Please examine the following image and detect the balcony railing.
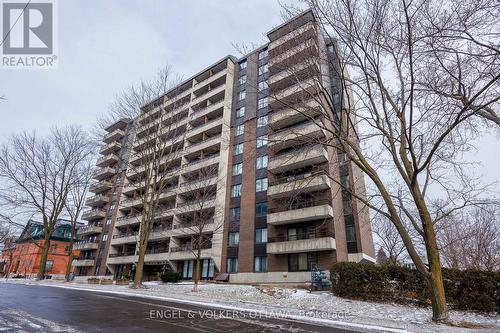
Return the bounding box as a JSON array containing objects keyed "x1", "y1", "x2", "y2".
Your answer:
[
  {"x1": 112, "y1": 231, "x2": 139, "y2": 239},
  {"x1": 268, "y1": 230, "x2": 335, "y2": 243},
  {"x1": 270, "y1": 171, "x2": 326, "y2": 186},
  {"x1": 170, "y1": 243, "x2": 211, "y2": 252},
  {"x1": 109, "y1": 251, "x2": 136, "y2": 258},
  {"x1": 269, "y1": 198, "x2": 331, "y2": 214},
  {"x1": 145, "y1": 246, "x2": 170, "y2": 254}
]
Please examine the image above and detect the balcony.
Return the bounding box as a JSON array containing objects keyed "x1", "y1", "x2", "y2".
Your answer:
[
  {"x1": 100, "y1": 141, "x2": 122, "y2": 155},
  {"x1": 190, "y1": 100, "x2": 225, "y2": 122},
  {"x1": 193, "y1": 69, "x2": 227, "y2": 90},
  {"x1": 269, "y1": 37, "x2": 318, "y2": 69},
  {"x1": 269, "y1": 78, "x2": 318, "y2": 111},
  {"x1": 268, "y1": 60, "x2": 319, "y2": 90},
  {"x1": 115, "y1": 214, "x2": 141, "y2": 227},
  {"x1": 85, "y1": 194, "x2": 109, "y2": 207},
  {"x1": 96, "y1": 154, "x2": 119, "y2": 167},
  {"x1": 267, "y1": 231, "x2": 336, "y2": 254},
  {"x1": 168, "y1": 244, "x2": 212, "y2": 261},
  {"x1": 81, "y1": 208, "x2": 106, "y2": 221},
  {"x1": 269, "y1": 21, "x2": 316, "y2": 51},
  {"x1": 181, "y1": 153, "x2": 220, "y2": 174},
  {"x1": 268, "y1": 200, "x2": 334, "y2": 226},
  {"x1": 187, "y1": 117, "x2": 223, "y2": 140},
  {"x1": 191, "y1": 84, "x2": 226, "y2": 106},
  {"x1": 89, "y1": 180, "x2": 112, "y2": 193},
  {"x1": 107, "y1": 251, "x2": 137, "y2": 265},
  {"x1": 72, "y1": 258, "x2": 95, "y2": 267},
  {"x1": 184, "y1": 134, "x2": 221, "y2": 155},
  {"x1": 176, "y1": 198, "x2": 216, "y2": 214},
  {"x1": 268, "y1": 172, "x2": 331, "y2": 199},
  {"x1": 76, "y1": 224, "x2": 103, "y2": 236},
  {"x1": 93, "y1": 167, "x2": 116, "y2": 181},
  {"x1": 74, "y1": 241, "x2": 99, "y2": 251},
  {"x1": 171, "y1": 220, "x2": 215, "y2": 236},
  {"x1": 177, "y1": 175, "x2": 218, "y2": 194},
  {"x1": 103, "y1": 129, "x2": 125, "y2": 144},
  {"x1": 268, "y1": 144, "x2": 328, "y2": 173},
  {"x1": 269, "y1": 99, "x2": 322, "y2": 130},
  {"x1": 111, "y1": 232, "x2": 139, "y2": 245},
  {"x1": 269, "y1": 120, "x2": 326, "y2": 152}
]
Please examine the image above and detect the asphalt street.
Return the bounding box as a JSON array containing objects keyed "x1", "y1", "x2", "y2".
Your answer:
[{"x1": 0, "y1": 283, "x2": 362, "y2": 333}]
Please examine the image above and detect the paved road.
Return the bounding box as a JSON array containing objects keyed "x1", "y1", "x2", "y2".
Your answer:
[{"x1": 0, "y1": 283, "x2": 360, "y2": 333}]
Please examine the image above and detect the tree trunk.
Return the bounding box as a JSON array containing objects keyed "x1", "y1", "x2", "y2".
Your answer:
[
  {"x1": 37, "y1": 238, "x2": 51, "y2": 280},
  {"x1": 65, "y1": 252, "x2": 73, "y2": 282},
  {"x1": 192, "y1": 255, "x2": 201, "y2": 292}
]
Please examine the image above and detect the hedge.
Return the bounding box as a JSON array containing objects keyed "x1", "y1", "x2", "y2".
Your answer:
[
  {"x1": 330, "y1": 262, "x2": 500, "y2": 313},
  {"x1": 160, "y1": 271, "x2": 182, "y2": 283}
]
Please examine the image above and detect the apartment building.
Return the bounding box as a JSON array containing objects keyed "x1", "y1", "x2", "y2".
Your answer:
[
  {"x1": 82, "y1": 9, "x2": 374, "y2": 283},
  {"x1": 73, "y1": 119, "x2": 132, "y2": 276}
]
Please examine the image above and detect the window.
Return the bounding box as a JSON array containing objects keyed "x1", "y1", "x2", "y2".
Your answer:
[
  {"x1": 257, "y1": 97, "x2": 268, "y2": 109},
  {"x1": 258, "y1": 63, "x2": 268, "y2": 75},
  {"x1": 256, "y1": 178, "x2": 268, "y2": 192},
  {"x1": 256, "y1": 135, "x2": 268, "y2": 148},
  {"x1": 232, "y1": 163, "x2": 243, "y2": 176},
  {"x1": 106, "y1": 218, "x2": 112, "y2": 225},
  {"x1": 45, "y1": 260, "x2": 54, "y2": 272},
  {"x1": 231, "y1": 184, "x2": 242, "y2": 198},
  {"x1": 233, "y1": 143, "x2": 243, "y2": 155},
  {"x1": 257, "y1": 116, "x2": 268, "y2": 128},
  {"x1": 228, "y1": 232, "x2": 240, "y2": 246},
  {"x1": 289, "y1": 253, "x2": 317, "y2": 271},
  {"x1": 238, "y1": 90, "x2": 246, "y2": 101},
  {"x1": 327, "y1": 44, "x2": 335, "y2": 53},
  {"x1": 227, "y1": 257, "x2": 238, "y2": 273},
  {"x1": 258, "y1": 49, "x2": 268, "y2": 59},
  {"x1": 102, "y1": 233, "x2": 108, "y2": 241},
  {"x1": 239, "y1": 61, "x2": 247, "y2": 70},
  {"x1": 258, "y1": 81, "x2": 268, "y2": 91},
  {"x1": 338, "y1": 152, "x2": 347, "y2": 166},
  {"x1": 346, "y1": 224, "x2": 356, "y2": 242},
  {"x1": 236, "y1": 107, "x2": 245, "y2": 118},
  {"x1": 343, "y1": 199, "x2": 353, "y2": 215},
  {"x1": 238, "y1": 75, "x2": 246, "y2": 85},
  {"x1": 341, "y1": 175, "x2": 350, "y2": 189},
  {"x1": 230, "y1": 207, "x2": 241, "y2": 220},
  {"x1": 254, "y1": 256, "x2": 268, "y2": 272},
  {"x1": 255, "y1": 228, "x2": 267, "y2": 244},
  {"x1": 235, "y1": 124, "x2": 245, "y2": 136},
  {"x1": 255, "y1": 202, "x2": 268, "y2": 217},
  {"x1": 256, "y1": 155, "x2": 268, "y2": 169}
]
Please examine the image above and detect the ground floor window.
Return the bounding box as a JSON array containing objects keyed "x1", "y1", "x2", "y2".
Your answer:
[
  {"x1": 182, "y1": 260, "x2": 194, "y2": 279},
  {"x1": 201, "y1": 259, "x2": 215, "y2": 279},
  {"x1": 227, "y1": 257, "x2": 238, "y2": 273},
  {"x1": 254, "y1": 256, "x2": 267, "y2": 272},
  {"x1": 288, "y1": 253, "x2": 317, "y2": 271}
]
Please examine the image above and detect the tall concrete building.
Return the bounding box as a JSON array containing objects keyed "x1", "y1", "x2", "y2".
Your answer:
[
  {"x1": 80, "y1": 9, "x2": 374, "y2": 283},
  {"x1": 73, "y1": 119, "x2": 132, "y2": 276}
]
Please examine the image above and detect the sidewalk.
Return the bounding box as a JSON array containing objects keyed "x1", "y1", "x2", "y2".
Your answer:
[{"x1": 2, "y1": 278, "x2": 499, "y2": 333}]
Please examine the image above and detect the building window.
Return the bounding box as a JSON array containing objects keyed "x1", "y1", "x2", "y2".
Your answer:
[
  {"x1": 289, "y1": 253, "x2": 318, "y2": 271},
  {"x1": 258, "y1": 81, "x2": 268, "y2": 91},
  {"x1": 102, "y1": 234, "x2": 108, "y2": 241},
  {"x1": 238, "y1": 90, "x2": 246, "y2": 101},
  {"x1": 45, "y1": 260, "x2": 54, "y2": 272},
  {"x1": 227, "y1": 257, "x2": 238, "y2": 273},
  {"x1": 346, "y1": 224, "x2": 356, "y2": 242},
  {"x1": 228, "y1": 232, "x2": 240, "y2": 246},
  {"x1": 255, "y1": 228, "x2": 267, "y2": 244},
  {"x1": 235, "y1": 124, "x2": 245, "y2": 136},
  {"x1": 338, "y1": 152, "x2": 347, "y2": 166},
  {"x1": 239, "y1": 61, "x2": 247, "y2": 70},
  {"x1": 257, "y1": 115, "x2": 268, "y2": 128},
  {"x1": 254, "y1": 256, "x2": 267, "y2": 272},
  {"x1": 232, "y1": 163, "x2": 243, "y2": 176},
  {"x1": 236, "y1": 107, "x2": 245, "y2": 118},
  {"x1": 231, "y1": 184, "x2": 242, "y2": 198},
  {"x1": 256, "y1": 135, "x2": 268, "y2": 148},
  {"x1": 106, "y1": 218, "x2": 112, "y2": 225},
  {"x1": 257, "y1": 97, "x2": 268, "y2": 109},
  {"x1": 233, "y1": 143, "x2": 243, "y2": 155},
  {"x1": 238, "y1": 75, "x2": 246, "y2": 85},
  {"x1": 230, "y1": 206, "x2": 241, "y2": 220},
  {"x1": 258, "y1": 49, "x2": 268, "y2": 59},
  {"x1": 258, "y1": 63, "x2": 268, "y2": 75},
  {"x1": 327, "y1": 44, "x2": 335, "y2": 53},
  {"x1": 256, "y1": 155, "x2": 268, "y2": 169},
  {"x1": 256, "y1": 178, "x2": 268, "y2": 192},
  {"x1": 255, "y1": 202, "x2": 268, "y2": 217}
]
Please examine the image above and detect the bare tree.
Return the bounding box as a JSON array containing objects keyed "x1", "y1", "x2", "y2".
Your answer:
[
  {"x1": 0, "y1": 126, "x2": 93, "y2": 280},
  {"x1": 271, "y1": 0, "x2": 499, "y2": 322},
  {"x1": 109, "y1": 66, "x2": 189, "y2": 288},
  {"x1": 174, "y1": 164, "x2": 224, "y2": 292},
  {"x1": 372, "y1": 215, "x2": 408, "y2": 265},
  {"x1": 64, "y1": 158, "x2": 94, "y2": 281},
  {"x1": 437, "y1": 205, "x2": 499, "y2": 271}
]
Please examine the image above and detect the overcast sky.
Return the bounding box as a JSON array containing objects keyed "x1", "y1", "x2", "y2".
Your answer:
[{"x1": 1, "y1": 0, "x2": 498, "y2": 186}]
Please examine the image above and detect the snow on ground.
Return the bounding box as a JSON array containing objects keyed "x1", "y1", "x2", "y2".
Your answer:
[
  {"x1": 0, "y1": 306, "x2": 81, "y2": 332},
  {"x1": 2, "y1": 278, "x2": 499, "y2": 333}
]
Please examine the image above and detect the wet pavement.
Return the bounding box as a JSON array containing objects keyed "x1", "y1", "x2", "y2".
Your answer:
[{"x1": 0, "y1": 283, "x2": 361, "y2": 333}]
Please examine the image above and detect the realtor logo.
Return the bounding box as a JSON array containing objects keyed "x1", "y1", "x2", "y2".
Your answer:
[{"x1": 1, "y1": 0, "x2": 57, "y2": 68}]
